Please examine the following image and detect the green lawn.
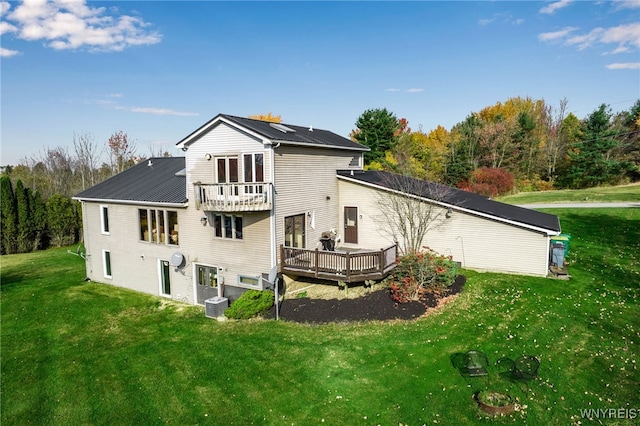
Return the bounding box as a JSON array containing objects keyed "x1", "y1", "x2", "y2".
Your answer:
[
  {"x1": 498, "y1": 183, "x2": 640, "y2": 204},
  {"x1": 2, "y1": 209, "x2": 639, "y2": 425}
]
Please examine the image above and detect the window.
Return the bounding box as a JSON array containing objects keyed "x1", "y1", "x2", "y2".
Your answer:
[
  {"x1": 243, "y1": 153, "x2": 264, "y2": 183},
  {"x1": 100, "y1": 205, "x2": 109, "y2": 234},
  {"x1": 197, "y1": 265, "x2": 218, "y2": 288},
  {"x1": 349, "y1": 155, "x2": 362, "y2": 168},
  {"x1": 238, "y1": 274, "x2": 261, "y2": 289},
  {"x1": 139, "y1": 209, "x2": 148, "y2": 240},
  {"x1": 216, "y1": 157, "x2": 239, "y2": 183},
  {"x1": 213, "y1": 214, "x2": 243, "y2": 240},
  {"x1": 284, "y1": 214, "x2": 306, "y2": 248},
  {"x1": 103, "y1": 250, "x2": 112, "y2": 278},
  {"x1": 160, "y1": 260, "x2": 171, "y2": 296},
  {"x1": 168, "y1": 211, "x2": 179, "y2": 245},
  {"x1": 139, "y1": 209, "x2": 179, "y2": 245}
]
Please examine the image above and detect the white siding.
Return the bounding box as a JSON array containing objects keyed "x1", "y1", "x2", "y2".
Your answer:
[
  {"x1": 185, "y1": 122, "x2": 272, "y2": 203},
  {"x1": 81, "y1": 202, "x2": 194, "y2": 302},
  {"x1": 274, "y1": 146, "x2": 360, "y2": 252},
  {"x1": 82, "y1": 200, "x2": 273, "y2": 303},
  {"x1": 338, "y1": 180, "x2": 551, "y2": 277}
]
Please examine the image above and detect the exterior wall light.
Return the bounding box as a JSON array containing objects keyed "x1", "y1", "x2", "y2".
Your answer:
[
  {"x1": 446, "y1": 208, "x2": 453, "y2": 219},
  {"x1": 200, "y1": 216, "x2": 208, "y2": 226}
]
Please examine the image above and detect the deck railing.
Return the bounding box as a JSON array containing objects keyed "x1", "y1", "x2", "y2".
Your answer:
[
  {"x1": 280, "y1": 244, "x2": 398, "y2": 282},
  {"x1": 194, "y1": 182, "x2": 273, "y2": 212}
]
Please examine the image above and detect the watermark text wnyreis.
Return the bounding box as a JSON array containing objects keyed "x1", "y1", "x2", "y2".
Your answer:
[{"x1": 579, "y1": 408, "x2": 638, "y2": 420}]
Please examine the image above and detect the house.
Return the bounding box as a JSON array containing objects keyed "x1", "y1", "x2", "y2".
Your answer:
[{"x1": 74, "y1": 114, "x2": 562, "y2": 305}]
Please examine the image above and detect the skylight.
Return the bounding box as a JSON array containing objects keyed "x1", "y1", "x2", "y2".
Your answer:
[{"x1": 269, "y1": 122, "x2": 296, "y2": 133}]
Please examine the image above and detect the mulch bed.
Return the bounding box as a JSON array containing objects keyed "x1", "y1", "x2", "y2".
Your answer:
[{"x1": 268, "y1": 275, "x2": 466, "y2": 324}]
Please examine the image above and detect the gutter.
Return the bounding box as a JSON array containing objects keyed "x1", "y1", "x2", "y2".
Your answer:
[{"x1": 72, "y1": 197, "x2": 188, "y2": 208}]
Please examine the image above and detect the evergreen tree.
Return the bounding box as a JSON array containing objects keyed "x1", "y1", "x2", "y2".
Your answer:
[
  {"x1": 31, "y1": 190, "x2": 48, "y2": 251},
  {"x1": 352, "y1": 108, "x2": 399, "y2": 165},
  {"x1": 565, "y1": 104, "x2": 630, "y2": 188},
  {"x1": 0, "y1": 176, "x2": 18, "y2": 254},
  {"x1": 15, "y1": 180, "x2": 34, "y2": 253}
]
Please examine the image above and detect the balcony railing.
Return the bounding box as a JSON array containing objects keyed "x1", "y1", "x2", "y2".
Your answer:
[
  {"x1": 195, "y1": 182, "x2": 273, "y2": 212},
  {"x1": 280, "y1": 244, "x2": 398, "y2": 283}
]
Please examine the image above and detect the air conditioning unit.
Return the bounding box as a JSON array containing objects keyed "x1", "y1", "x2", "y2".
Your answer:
[{"x1": 205, "y1": 296, "x2": 228, "y2": 318}]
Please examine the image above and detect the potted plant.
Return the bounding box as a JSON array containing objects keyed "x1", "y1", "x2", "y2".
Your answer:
[{"x1": 474, "y1": 390, "x2": 515, "y2": 415}]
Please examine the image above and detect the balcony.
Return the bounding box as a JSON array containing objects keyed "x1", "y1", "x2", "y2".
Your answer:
[
  {"x1": 280, "y1": 244, "x2": 398, "y2": 283},
  {"x1": 195, "y1": 182, "x2": 273, "y2": 212}
]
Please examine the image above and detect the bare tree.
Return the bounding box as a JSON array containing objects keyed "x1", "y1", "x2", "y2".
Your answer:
[
  {"x1": 39, "y1": 146, "x2": 74, "y2": 196},
  {"x1": 374, "y1": 173, "x2": 455, "y2": 254},
  {"x1": 73, "y1": 131, "x2": 101, "y2": 190},
  {"x1": 543, "y1": 98, "x2": 568, "y2": 181},
  {"x1": 107, "y1": 131, "x2": 137, "y2": 175}
]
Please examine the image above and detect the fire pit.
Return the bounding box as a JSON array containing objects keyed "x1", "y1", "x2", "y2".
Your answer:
[{"x1": 474, "y1": 391, "x2": 515, "y2": 415}]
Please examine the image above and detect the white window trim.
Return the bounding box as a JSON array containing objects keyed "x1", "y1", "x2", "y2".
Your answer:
[
  {"x1": 213, "y1": 214, "x2": 243, "y2": 240},
  {"x1": 100, "y1": 205, "x2": 110, "y2": 235},
  {"x1": 158, "y1": 259, "x2": 172, "y2": 298},
  {"x1": 102, "y1": 249, "x2": 112, "y2": 279},
  {"x1": 243, "y1": 152, "x2": 266, "y2": 183},
  {"x1": 236, "y1": 274, "x2": 262, "y2": 290}
]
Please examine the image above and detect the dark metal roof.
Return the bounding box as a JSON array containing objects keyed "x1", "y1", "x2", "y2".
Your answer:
[
  {"x1": 178, "y1": 114, "x2": 369, "y2": 152},
  {"x1": 74, "y1": 157, "x2": 187, "y2": 205},
  {"x1": 337, "y1": 170, "x2": 561, "y2": 233}
]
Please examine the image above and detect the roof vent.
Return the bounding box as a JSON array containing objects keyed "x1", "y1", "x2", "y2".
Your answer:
[
  {"x1": 309, "y1": 125, "x2": 313, "y2": 132},
  {"x1": 269, "y1": 122, "x2": 296, "y2": 133},
  {"x1": 147, "y1": 160, "x2": 153, "y2": 167}
]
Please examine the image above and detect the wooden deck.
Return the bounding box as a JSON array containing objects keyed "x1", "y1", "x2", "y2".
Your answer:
[{"x1": 280, "y1": 244, "x2": 398, "y2": 283}]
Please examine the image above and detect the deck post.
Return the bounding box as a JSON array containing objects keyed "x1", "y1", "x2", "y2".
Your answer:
[
  {"x1": 314, "y1": 248, "x2": 319, "y2": 278},
  {"x1": 379, "y1": 248, "x2": 385, "y2": 274},
  {"x1": 345, "y1": 251, "x2": 351, "y2": 281},
  {"x1": 279, "y1": 245, "x2": 284, "y2": 273}
]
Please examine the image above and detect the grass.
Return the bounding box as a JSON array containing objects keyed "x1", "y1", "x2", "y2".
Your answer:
[
  {"x1": 2, "y1": 208, "x2": 639, "y2": 425},
  {"x1": 498, "y1": 183, "x2": 640, "y2": 204}
]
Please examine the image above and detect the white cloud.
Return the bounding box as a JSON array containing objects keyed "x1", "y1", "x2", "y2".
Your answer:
[
  {"x1": 479, "y1": 13, "x2": 524, "y2": 27},
  {"x1": 538, "y1": 26, "x2": 578, "y2": 42},
  {"x1": 615, "y1": 0, "x2": 640, "y2": 10},
  {"x1": 540, "y1": 0, "x2": 573, "y2": 15},
  {"x1": 3, "y1": 0, "x2": 161, "y2": 54},
  {"x1": 539, "y1": 23, "x2": 640, "y2": 54},
  {"x1": 0, "y1": 20, "x2": 17, "y2": 35},
  {"x1": 606, "y1": 62, "x2": 640, "y2": 69},
  {"x1": 0, "y1": 1, "x2": 12, "y2": 16},
  {"x1": 386, "y1": 88, "x2": 424, "y2": 93},
  {"x1": 117, "y1": 106, "x2": 199, "y2": 117},
  {"x1": 1, "y1": 47, "x2": 21, "y2": 57}
]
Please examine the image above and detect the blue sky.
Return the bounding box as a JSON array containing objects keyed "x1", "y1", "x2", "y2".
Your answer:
[{"x1": 1, "y1": 0, "x2": 639, "y2": 166}]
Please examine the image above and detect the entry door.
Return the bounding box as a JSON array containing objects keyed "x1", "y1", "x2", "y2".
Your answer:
[
  {"x1": 196, "y1": 265, "x2": 218, "y2": 304},
  {"x1": 344, "y1": 207, "x2": 358, "y2": 244},
  {"x1": 160, "y1": 260, "x2": 171, "y2": 296}
]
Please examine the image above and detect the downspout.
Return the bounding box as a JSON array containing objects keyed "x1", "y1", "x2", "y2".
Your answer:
[{"x1": 270, "y1": 143, "x2": 279, "y2": 272}]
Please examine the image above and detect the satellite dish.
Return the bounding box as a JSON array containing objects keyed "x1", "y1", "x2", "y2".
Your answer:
[{"x1": 170, "y1": 252, "x2": 185, "y2": 268}]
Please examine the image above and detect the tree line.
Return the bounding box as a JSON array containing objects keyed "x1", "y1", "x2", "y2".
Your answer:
[
  {"x1": 0, "y1": 131, "x2": 170, "y2": 255},
  {"x1": 352, "y1": 98, "x2": 640, "y2": 196}
]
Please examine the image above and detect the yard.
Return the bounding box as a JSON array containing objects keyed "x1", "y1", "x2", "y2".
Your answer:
[{"x1": 1, "y1": 208, "x2": 638, "y2": 425}]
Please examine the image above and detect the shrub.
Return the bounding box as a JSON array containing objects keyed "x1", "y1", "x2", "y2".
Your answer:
[
  {"x1": 458, "y1": 167, "x2": 515, "y2": 197},
  {"x1": 385, "y1": 247, "x2": 459, "y2": 303},
  {"x1": 224, "y1": 290, "x2": 274, "y2": 319}
]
